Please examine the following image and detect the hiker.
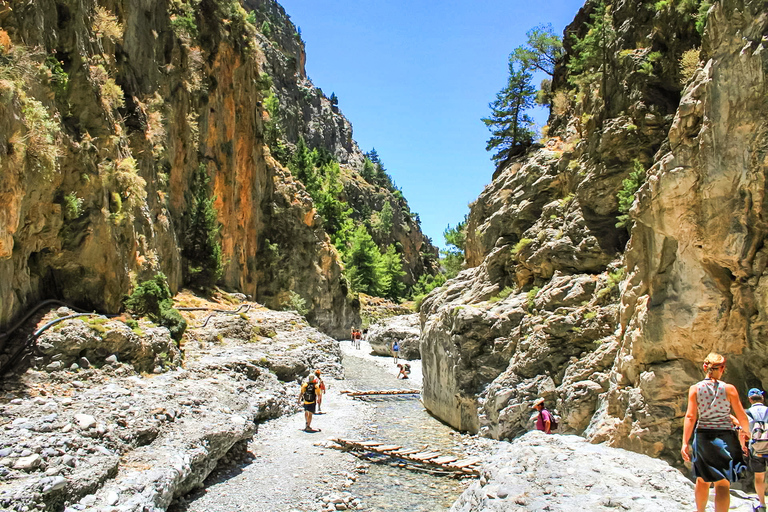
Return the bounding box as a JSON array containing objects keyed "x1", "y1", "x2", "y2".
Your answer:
[
  {"x1": 532, "y1": 398, "x2": 553, "y2": 434},
  {"x1": 747, "y1": 388, "x2": 768, "y2": 512},
  {"x1": 314, "y1": 369, "x2": 327, "y2": 414},
  {"x1": 397, "y1": 363, "x2": 410, "y2": 379},
  {"x1": 681, "y1": 353, "x2": 750, "y2": 512},
  {"x1": 392, "y1": 340, "x2": 400, "y2": 364},
  {"x1": 298, "y1": 374, "x2": 321, "y2": 432},
  {"x1": 354, "y1": 329, "x2": 361, "y2": 350}
]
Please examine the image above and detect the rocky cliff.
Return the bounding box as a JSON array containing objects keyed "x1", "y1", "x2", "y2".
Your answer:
[
  {"x1": 421, "y1": 0, "x2": 767, "y2": 464},
  {"x1": 0, "y1": 0, "x2": 435, "y2": 341}
]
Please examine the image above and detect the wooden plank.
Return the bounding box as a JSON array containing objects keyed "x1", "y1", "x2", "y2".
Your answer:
[
  {"x1": 431, "y1": 455, "x2": 458, "y2": 465},
  {"x1": 451, "y1": 457, "x2": 482, "y2": 468},
  {"x1": 358, "y1": 441, "x2": 382, "y2": 447},
  {"x1": 389, "y1": 449, "x2": 420, "y2": 456},
  {"x1": 375, "y1": 445, "x2": 402, "y2": 452},
  {"x1": 410, "y1": 451, "x2": 441, "y2": 461},
  {"x1": 334, "y1": 438, "x2": 362, "y2": 445},
  {"x1": 348, "y1": 389, "x2": 420, "y2": 396}
]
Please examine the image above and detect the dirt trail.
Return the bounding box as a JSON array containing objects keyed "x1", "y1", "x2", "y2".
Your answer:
[{"x1": 171, "y1": 341, "x2": 415, "y2": 512}]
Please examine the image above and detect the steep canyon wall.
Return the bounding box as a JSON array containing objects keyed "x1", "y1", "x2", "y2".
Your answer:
[
  {"x1": 0, "y1": 0, "x2": 435, "y2": 341},
  {"x1": 421, "y1": 0, "x2": 768, "y2": 464}
]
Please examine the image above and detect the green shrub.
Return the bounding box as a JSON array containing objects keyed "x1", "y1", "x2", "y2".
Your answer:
[
  {"x1": 63, "y1": 193, "x2": 83, "y2": 220},
  {"x1": 170, "y1": 4, "x2": 198, "y2": 40},
  {"x1": 124, "y1": 273, "x2": 187, "y2": 341},
  {"x1": 21, "y1": 96, "x2": 60, "y2": 177},
  {"x1": 596, "y1": 267, "x2": 625, "y2": 301},
  {"x1": 616, "y1": 160, "x2": 646, "y2": 228},
  {"x1": 583, "y1": 311, "x2": 597, "y2": 320},
  {"x1": 526, "y1": 286, "x2": 540, "y2": 312},
  {"x1": 679, "y1": 47, "x2": 700, "y2": 85},
  {"x1": 512, "y1": 238, "x2": 533, "y2": 257},
  {"x1": 101, "y1": 78, "x2": 124, "y2": 110},
  {"x1": 44, "y1": 55, "x2": 68, "y2": 97},
  {"x1": 490, "y1": 286, "x2": 514, "y2": 303},
  {"x1": 282, "y1": 291, "x2": 309, "y2": 316},
  {"x1": 93, "y1": 6, "x2": 123, "y2": 42}
]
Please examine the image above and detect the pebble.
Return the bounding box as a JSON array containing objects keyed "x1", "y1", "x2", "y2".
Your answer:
[
  {"x1": 74, "y1": 414, "x2": 96, "y2": 429},
  {"x1": 106, "y1": 491, "x2": 119, "y2": 506},
  {"x1": 13, "y1": 454, "x2": 41, "y2": 471}
]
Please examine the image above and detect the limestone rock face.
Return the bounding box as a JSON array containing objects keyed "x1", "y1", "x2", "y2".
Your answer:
[
  {"x1": 422, "y1": 0, "x2": 768, "y2": 468},
  {"x1": 419, "y1": 0, "x2": 713, "y2": 450},
  {"x1": 450, "y1": 432, "x2": 754, "y2": 511},
  {"x1": 420, "y1": 149, "x2": 621, "y2": 436},
  {"x1": 367, "y1": 313, "x2": 420, "y2": 360},
  {"x1": 251, "y1": 1, "x2": 439, "y2": 286},
  {"x1": 591, "y1": 0, "x2": 768, "y2": 460},
  {"x1": 0, "y1": 0, "x2": 383, "y2": 340}
]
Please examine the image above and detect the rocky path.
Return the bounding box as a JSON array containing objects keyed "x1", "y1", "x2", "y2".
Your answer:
[
  {"x1": 170, "y1": 341, "x2": 444, "y2": 512},
  {"x1": 170, "y1": 372, "x2": 372, "y2": 512}
]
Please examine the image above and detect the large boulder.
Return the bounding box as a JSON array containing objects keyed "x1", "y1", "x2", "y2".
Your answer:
[
  {"x1": 450, "y1": 432, "x2": 754, "y2": 512},
  {"x1": 367, "y1": 314, "x2": 421, "y2": 360}
]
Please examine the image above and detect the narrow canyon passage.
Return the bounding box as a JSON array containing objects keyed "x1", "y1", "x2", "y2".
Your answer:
[{"x1": 171, "y1": 341, "x2": 473, "y2": 512}]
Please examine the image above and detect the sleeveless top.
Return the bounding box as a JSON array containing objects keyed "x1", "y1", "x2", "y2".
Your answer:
[{"x1": 696, "y1": 378, "x2": 733, "y2": 430}]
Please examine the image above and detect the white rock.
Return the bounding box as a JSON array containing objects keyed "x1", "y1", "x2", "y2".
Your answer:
[
  {"x1": 13, "y1": 454, "x2": 41, "y2": 471},
  {"x1": 106, "y1": 490, "x2": 119, "y2": 506},
  {"x1": 74, "y1": 414, "x2": 96, "y2": 429}
]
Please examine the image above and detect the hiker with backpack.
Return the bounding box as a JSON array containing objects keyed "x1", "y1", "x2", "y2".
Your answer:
[
  {"x1": 314, "y1": 369, "x2": 327, "y2": 414},
  {"x1": 681, "y1": 353, "x2": 751, "y2": 512},
  {"x1": 397, "y1": 363, "x2": 410, "y2": 379},
  {"x1": 298, "y1": 374, "x2": 322, "y2": 432},
  {"x1": 747, "y1": 388, "x2": 768, "y2": 512},
  {"x1": 532, "y1": 398, "x2": 557, "y2": 434},
  {"x1": 392, "y1": 340, "x2": 400, "y2": 364}
]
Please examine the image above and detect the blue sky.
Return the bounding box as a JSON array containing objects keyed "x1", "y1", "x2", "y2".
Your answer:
[{"x1": 278, "y1": 0, "x2": 586, "y2": 250}]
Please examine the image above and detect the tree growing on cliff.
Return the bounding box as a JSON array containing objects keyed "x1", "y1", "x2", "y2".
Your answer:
[
  {"x1": 442, "y1": 215, "x2": 467, "y2": 279},
  {"x1": 615, "y1": 159, "x2": 646, "y2": 229},
  {"x1": 345, "y1": 224, "x2": 384, "y2": 296},
  {"x1": 566, "y1": 0, "x2": 617, "y2": 111},
  {"x1": 482, "y1": 59, "x2": 536, "y2": 164},
  {"x1": 512, "y1": 24, "x2": 564, "y2": 76},
  {"x1": 380, "y1": 244, "x2": 406, "y2": 300},
  {"x1": 183, "y1": 163, "x2": 223, "y2": 290}
]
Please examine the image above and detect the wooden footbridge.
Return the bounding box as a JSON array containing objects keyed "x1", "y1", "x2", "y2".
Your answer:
[
  {"x1": 340, "y1": 389, "x2": 421, "y2": 399},
  {"x1": 329, "y1": 438, "x2": 481, "y2": 477}
]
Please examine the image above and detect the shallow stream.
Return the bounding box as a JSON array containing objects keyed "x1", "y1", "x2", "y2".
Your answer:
[{"x1": 341, "y1": 350, "x2": 471, "y2": 511}]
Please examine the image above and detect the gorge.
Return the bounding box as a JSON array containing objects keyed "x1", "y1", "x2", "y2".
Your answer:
[{"x1": 1, "y1": 0, "x2": 767, "y2": 510}]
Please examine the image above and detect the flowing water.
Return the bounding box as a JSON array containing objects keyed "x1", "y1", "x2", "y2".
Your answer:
[{"x1": 341, "y1": 351, "x2": 472, "y2": 511}]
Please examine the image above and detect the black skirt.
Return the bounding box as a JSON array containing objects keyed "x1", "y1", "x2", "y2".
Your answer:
[{"x1": 692, "y1": 428, "x2": 747, "y2": 483}]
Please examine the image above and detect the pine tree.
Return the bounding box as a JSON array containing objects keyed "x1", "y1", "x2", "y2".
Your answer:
[
  {"x1": 289, "y1": 137, "x2": 321, "y2": 195},
  {"x1": 361, "y1": 157, "x2": 376, "y2": 183},
  {"x1": 512, "y1": 24, "x2": 564, "y2": 76},
  {"x1": 441, "y1": 215, "x2": 467, "y2": 279},
  {"x1": 380, "y1": 245, "x2": 406, "y2": 300},
  {"x1": 345, "y1": 224, "x2": 384, "y2": 295},
  {"x1": 482, "y1": 60, "x2": 536, "y2": 164},
  {"x1": 183, "y1": 164, "x2": 223, "y2": 290},
  {"x1": 566, "y1": 0, "x2": 616, "y2": 109},
  {"x1": 315, "y1": 160, "x2": 353, "y2": 246}
]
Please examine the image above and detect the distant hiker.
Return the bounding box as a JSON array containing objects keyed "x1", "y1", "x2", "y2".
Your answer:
[
  {"x1": 681, "y1": 353, "x2": 750, "y2": 512},
  {"x1": 532, "y1": 398, "x2": 553, "y2": 434},
  {"x1": 298, "y1": 374, "x2": 321, "y2": 432},
  {"x1": 392, "y1": 340, "x2": 400, "y2": 364},
  {"x1": 397, "y1": 363, "x2": 410, "y2": 380},
  {"x1": 354, "y1": 329, "x2": 361, "y2": 350},
  {"x1": 314, "y1": 369, "x2": 327, "y2": 414},
  {"x1": 747, "y1": 388, "x2": 768, "y2": 512}
]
